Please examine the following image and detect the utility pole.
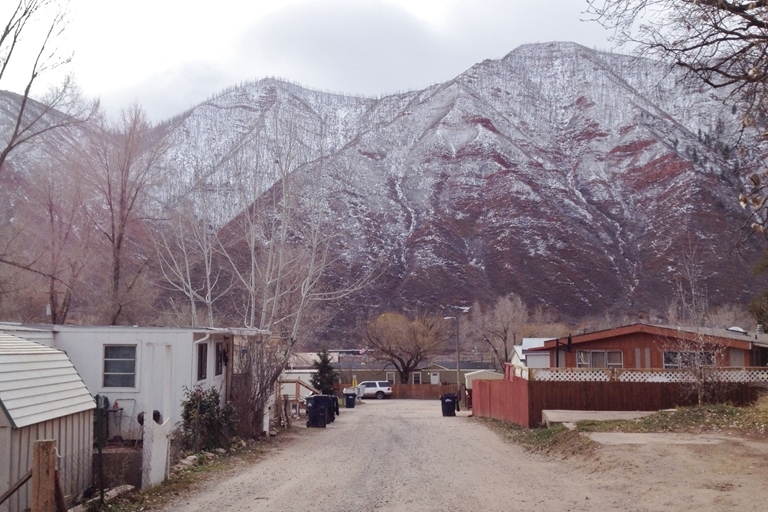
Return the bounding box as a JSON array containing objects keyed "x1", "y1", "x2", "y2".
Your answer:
[{"x1": 444, "y1": 316, "x2": 460, "y2": 393}]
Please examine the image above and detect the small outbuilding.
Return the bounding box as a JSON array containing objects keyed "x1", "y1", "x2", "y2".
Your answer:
[
  {"x1": 463, "y1": 370, "x2": 504, "y2": 390},
  {"x1": 0, "y1": 332, "x2": 95, "y2": 512}
]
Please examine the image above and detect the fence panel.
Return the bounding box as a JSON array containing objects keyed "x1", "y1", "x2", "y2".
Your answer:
[
  {"x1": 473, "y1": 373, "x2": 761, "y2": 428},
  {"x1": 391, "y1": 384, "x2": 456, "y2": 400},
  {"x1": 473, "y1": 378, "x2": 530, "y2": 427}
]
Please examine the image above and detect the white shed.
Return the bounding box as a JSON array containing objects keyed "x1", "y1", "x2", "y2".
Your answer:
[
  {"x1": 463, "y1": 370, "x2": 504, "y2": 390},
  {"x1": 0, "y1": 332, "x2": 95, "y2": 512}
]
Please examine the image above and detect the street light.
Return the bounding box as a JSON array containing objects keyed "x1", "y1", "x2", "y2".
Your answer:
[{"x1": 444, "y1": 316, "x2": 460, "y2": 393}]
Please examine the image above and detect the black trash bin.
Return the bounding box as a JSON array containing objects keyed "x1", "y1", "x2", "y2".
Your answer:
[
  {"x1": 314, "y1": 395, "x2": 335, "y2": 423},
  {"x1": 440, "y1": 393, "x2": 458, "y2": 417},
  {"x1": 305, "y1": 395, "x2": 327, "y2": 428},
  {"x1": 344, "y1": 393, "x2": 356, "y2": 409}
]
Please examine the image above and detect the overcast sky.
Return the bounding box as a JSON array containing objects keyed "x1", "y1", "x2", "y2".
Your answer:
[{"x1": 7, "y1": 0, "x2": 617, "y2": 122}]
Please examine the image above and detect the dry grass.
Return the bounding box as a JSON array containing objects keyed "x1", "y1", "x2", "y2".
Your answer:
[
  {"x1": 574, "y1": 394, "x2": 768, "y2": 437},
  {"x1": 476, "y1": 418, "x2": 598, "y2": 458},
  {"x1": 477, "y1": 393, "x2": 768, "y2": 458}
]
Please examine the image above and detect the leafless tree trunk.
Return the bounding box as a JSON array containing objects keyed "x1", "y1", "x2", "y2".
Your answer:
[{"x1": 662, "y1": 243, "x2": 733, "y2": 404}]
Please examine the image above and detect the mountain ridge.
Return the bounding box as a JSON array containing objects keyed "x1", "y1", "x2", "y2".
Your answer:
[{"x1": 1, "y1": 41, "x2": 763, "y2": 336}]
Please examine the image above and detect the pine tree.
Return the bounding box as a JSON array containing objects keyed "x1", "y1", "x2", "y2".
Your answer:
[{"x1": 310, "y1": 346, "x2": 339, "y2": 394}]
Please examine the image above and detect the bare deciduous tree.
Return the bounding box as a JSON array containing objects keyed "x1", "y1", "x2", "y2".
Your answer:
[
  {"x1": 0, "y1": 143, "x2": 95, "y2": 323},
  {"x1": 0, "y1": 0, "x2": 97, "y2": 174},
  {"x1": 468, "y1": 296, "x2": 530, "y2": 371},
  {"x1": 662, "y1": 244, "x2": 735, "y2": 404},
  {"x1": 363, "y1": 311, "x2": 451, "y2": 384},
  {"x1": 588, "y1": 1, "x2": 768, "y2": 114},
  {"x1": 586, "y1": 1, "x2": 768, "y2": 241},
  {"x1": 229, "y1": 332, "x2": 293, "y2": 437},
  {"x1": 219, "y1": 114, "x2": 372, "y2": 339},
  {"x1": 667, "y1": 242, "x2": 709, "y2": 327},
  {"x1": 79, "y1": 105, "x2": 168, "y2": 324},
  {"x1": 153, "y1": 192, "x2": 231, "y2": 327}
]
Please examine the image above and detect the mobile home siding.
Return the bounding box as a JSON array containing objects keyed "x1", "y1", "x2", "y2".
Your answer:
[{"x1": 547, "y1": 331, "x2": 753, "y2": 368}]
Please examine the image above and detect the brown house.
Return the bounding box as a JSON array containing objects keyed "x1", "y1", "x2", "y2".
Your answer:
[
  {"x1": 530, "y1": 323, "x2": 766, "y2": 369},
  {"x1": 472, "y1": 324, "x2": 768, "y2": 428}
]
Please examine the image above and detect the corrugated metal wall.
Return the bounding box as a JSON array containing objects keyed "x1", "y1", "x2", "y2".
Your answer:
[{"x1": 3, "y1": 409, "x2": 92, "y2": 512}]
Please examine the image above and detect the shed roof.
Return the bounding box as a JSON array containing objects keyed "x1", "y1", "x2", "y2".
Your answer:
[{"x1": 0, "y1": 332, "x2": 95, "y2": 428}]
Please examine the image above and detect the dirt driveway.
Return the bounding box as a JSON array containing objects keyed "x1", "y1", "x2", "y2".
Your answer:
[{"x1": 159, "y1": 400, "x2": 768, "y2": 511}]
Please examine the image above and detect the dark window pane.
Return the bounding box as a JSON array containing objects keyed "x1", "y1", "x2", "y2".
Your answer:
[
  {"x1": 198, "y1": 344, "x2": 208, "y2": 380},
  {"x1": 104, "y1": 373, "x2": 135, "y2": 387},
  {"x1": 607, "y1": 351, "x2": 622, "y2": 367},
  {"x1": 591, "y1": 351, "x2": 607, "y2": 368},
  {"x1": 215, "y1": 343, "x2": 224, "y2": 376},
  {"x1": 663, "y1": 352, "x2": 678, "y2": 368},
  {"x1": 105, "y1": 346, "x2": 136, "y2": 359},
  {"x1": 104, "y1": 360, "x2": 135, "y2": 373}
]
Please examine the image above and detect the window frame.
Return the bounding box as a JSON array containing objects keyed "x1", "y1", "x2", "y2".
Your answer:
[
  {"x1": 413, "y1": 372, "x2": 422, "y2": 385},
  {"x1": 663, "y1": 351, "x2": 715, "y2": 369},
  {"x1": 103, "y1": 344, "x2": 137, "y2": 388},
  {"x1": 197, "y1": 343, "x2": 208, "y2": 381},
  {"x1": 215, "y1": 342, "x2": 224, "y2": 376},
  {"x1": 575, "y1": 350, "x2": 623, "y2": 369}
]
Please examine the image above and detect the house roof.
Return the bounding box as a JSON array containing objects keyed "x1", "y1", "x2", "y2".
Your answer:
[
  {"x1": 533, "y1": 323, "x2": 758, "y2": 352},
  {"x1": 0, "y1": 322, "x2": 270, "y2": 337},
  {"x1": 0, "y1": 332, "x2": 95, "y2": 428},
  {"x1": 514, "y1": 338, "x2": 555, "y2": 362},
  {"x1": 464, "y1": 370, "x2": 503, "y2": 378},
  {"x1": 423, "y1": 361, "x2": 497, "y2": 371}
]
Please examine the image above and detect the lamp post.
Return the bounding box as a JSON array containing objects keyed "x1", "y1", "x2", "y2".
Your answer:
[{"x1": 444, "y1": 316, "x2": 460, "y2": 393}]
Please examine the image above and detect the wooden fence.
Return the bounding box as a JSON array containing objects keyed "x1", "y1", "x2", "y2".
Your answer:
[
  {"x1": 391, "y1": 384, "x2": 457, "y2": 400},
  {"x1": 335, "y1": 383, "x2": 458, "y2": 400},
  {"x1": 473, "y1": 374, "x2": 761, "y2": 428}
]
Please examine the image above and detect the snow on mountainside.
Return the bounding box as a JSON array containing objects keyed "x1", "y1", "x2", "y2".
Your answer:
[
  {"x1": 150, "y1": 42, "x2": 766, "y2": 323},
  {"x1": 2, "y1": 42, "x2": 763, "y2": 330}
]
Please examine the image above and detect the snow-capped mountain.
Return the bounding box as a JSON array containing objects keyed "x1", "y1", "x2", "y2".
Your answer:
[
  {"x1": 156, "y1": 42, "x2": 761, "y2": 323},
  {"x1": 3, "y1": 42, "x2": 763, "y2": 329}
]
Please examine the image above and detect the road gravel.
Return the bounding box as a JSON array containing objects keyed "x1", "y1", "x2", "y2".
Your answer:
[{"x1": 158, "y1": 399, "x2": 768, "y2": 511}]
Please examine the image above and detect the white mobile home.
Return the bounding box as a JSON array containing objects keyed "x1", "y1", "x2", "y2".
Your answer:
[
  {"x1": 0, "y1": 333, "x2": 95, "y2": 512},
  {"x1": 0, "y1": 324, "x2": 266, "y2": 441}
]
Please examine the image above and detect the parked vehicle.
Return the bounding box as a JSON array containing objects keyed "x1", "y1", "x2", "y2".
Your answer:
[{"x1": 358, "y1": 381, "x2": 393, "y2": 399}]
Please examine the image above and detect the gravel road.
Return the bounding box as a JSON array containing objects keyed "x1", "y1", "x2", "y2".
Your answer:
[{"x1": 159, "y1": 399, "x2": 768, "y2": 512}]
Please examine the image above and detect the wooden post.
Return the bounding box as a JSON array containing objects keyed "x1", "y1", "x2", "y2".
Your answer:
[{"x1": 32, "y1": 439, "x2": 57, "y2": 512}]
